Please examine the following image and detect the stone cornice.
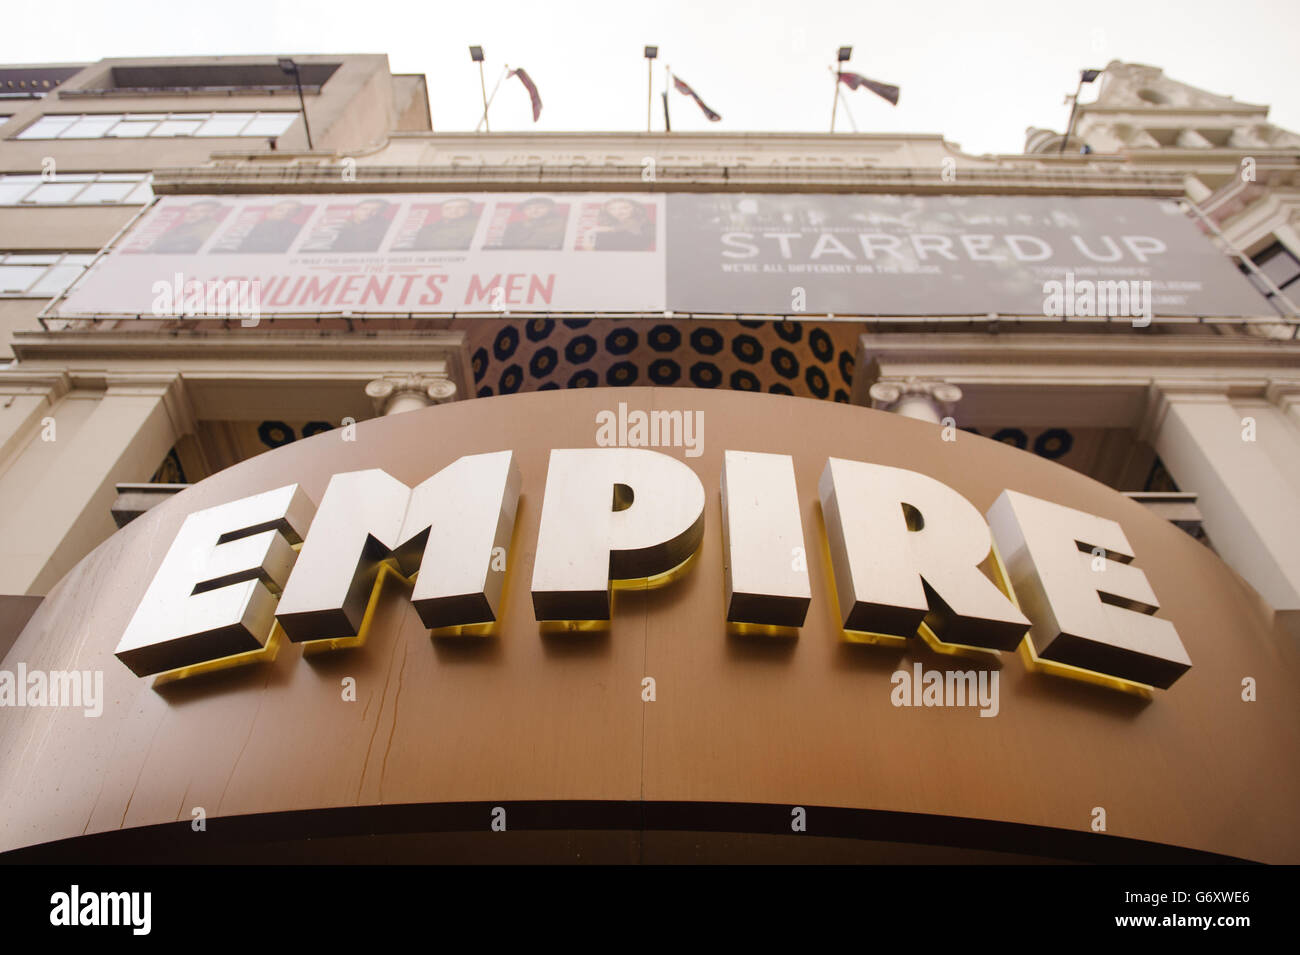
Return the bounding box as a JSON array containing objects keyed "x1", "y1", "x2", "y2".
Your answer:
[
  {"x1": 1079, "y1": 104, "x2": 1271, "y2": 117},
  {"x1": 855, "y1": 333, "x2": 1300, "y2": 369},
  {"x1": 149, "y1": 163, "x2": 1187, "y2": 197},
  {"x1": 7, "y1": 329, "x2": 466, "y2": 363}
]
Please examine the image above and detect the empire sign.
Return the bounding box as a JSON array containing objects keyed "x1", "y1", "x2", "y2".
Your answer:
[{"x1": 113, "y1": 448, "x2": 1192, "y2": 692}]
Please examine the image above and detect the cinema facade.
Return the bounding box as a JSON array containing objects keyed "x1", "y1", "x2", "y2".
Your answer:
[{"x1": 0, "y1": 57, "x2": 1298, "y2": 863}]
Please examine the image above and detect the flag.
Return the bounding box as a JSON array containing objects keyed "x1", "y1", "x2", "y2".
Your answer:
[
  {"x1": 672, "y1": 74, "x2": 721, "y2": 122},
  {"x1": 837, "y1": 71, "x2": 900, "y2": 106},
  {"x1": 509, "y1": 68, "x2": 542, "y2": 122}
]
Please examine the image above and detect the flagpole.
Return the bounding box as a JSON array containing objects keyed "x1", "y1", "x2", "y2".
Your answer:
[
  {"x1": 830, "y1": 63, "x2": 840, "y2": 133},
  {"x1": 831, "y1": 46, "x2": 853, "y2": 133},
  {"x1": 827, "y1": 66, "x2": 858, "y2": 133},
  {"x1": 663, "y1": 63, "x2": 672, "y2": 133},
  {"x1": 476, "y1": 66, "x2": 508, "y2": 134},
  {"x1": 1059, "y1": 70, "x2": 1093, "y2": 154},
  {"x1": 642, "y1": 47, "x2": 655, "y2": 132},
  {"x1": 838, "y1": 87, "x2": 858, "y2": 132}
]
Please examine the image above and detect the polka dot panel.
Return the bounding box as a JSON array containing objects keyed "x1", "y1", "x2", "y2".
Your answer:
[{"x1": 461, "y1": 317, "x2": 861, "y2": 403}]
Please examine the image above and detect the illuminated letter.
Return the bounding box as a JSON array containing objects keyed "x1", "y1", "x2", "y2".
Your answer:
[
  {"x1": 721, "y1": 450, "x2": 811, "y2": 627},
  {"x1": 276, "y1": 451, "x2": 521, "y2": 639},
  {"x1": 986, "y1": 489, "x2": 1191, "y2": 688},
  {"x1": 531, "y1": 448, "x2": 705, "y2": 620},
  {"x1": 114, "y1": 484, "x2": 315, "y2": 676},
  {"x1": 818, "y1": 458, "x2": 1029, "y2": 649}
]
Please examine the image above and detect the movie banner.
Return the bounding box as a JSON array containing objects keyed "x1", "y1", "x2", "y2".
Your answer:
[
  {"x1": 665, "y1": 194, "x2": 1266, "y2": 317},
  {"x1": 55, "y1": 193, "x2": 667, "y2": 316},
  {"x1": 53, "y1": 193, "x2": 1266, "y2": 318}
]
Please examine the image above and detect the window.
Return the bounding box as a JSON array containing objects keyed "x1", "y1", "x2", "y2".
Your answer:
[
  {"x1": 15, "y1": 111, "x2": 298, "y2": 140},
  {"x1": 0, "y1": 173, "x2": 152, "y2": 205},
  {"x1": 238, "y1": 113, "x2": 296, "y2": 137},
  {"x1": 0, "y1": 253, "x2": 95, "y2": 297},
  {"x1": 193, "y1": 113, "x2": 255, "y2": 137},
  {"x1": 1255, "y1": 243, "x2": 1300, "y2": 291},
  {"x1": 1243, "y1": 242, "x2": 1300, "y2": 309}
]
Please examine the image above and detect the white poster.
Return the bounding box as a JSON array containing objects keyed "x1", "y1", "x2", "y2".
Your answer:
[{"x1": 54, "y1": 193, "x2": 668, "y2": 317}]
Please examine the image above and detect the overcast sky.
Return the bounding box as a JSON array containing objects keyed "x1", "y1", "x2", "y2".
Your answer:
[{"x1": 4, "y1": 0, "x2": 1298, "y2": 155}]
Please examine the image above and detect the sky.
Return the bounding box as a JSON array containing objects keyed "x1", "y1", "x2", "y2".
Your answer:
[{"x1": 4, "y1": 0, "x2": 1298, "y2": 156}]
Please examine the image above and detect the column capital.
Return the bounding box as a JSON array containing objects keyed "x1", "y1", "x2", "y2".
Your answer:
[
  {"x1": 1265, "y1": 380, "x2": 1300, "y2": 404},
  {"x1": 1266, "y1": 380, "x2": 1300, "y2": 424},
  {"x1": 102, "y1": 372, "x2": 197, "y2": 437},
  {"x1": 868, "y1": 376, "x2": 963, "y2": 422},
  {"x1": 1138, "y1": 380, "x2": 1237, "y2": 443},
  {"x1": 0, "y1": 370, "x2": 72, "y2": 404},
  {"x1": 364, "y1": 373, "x2": 457, "y2": 416}
]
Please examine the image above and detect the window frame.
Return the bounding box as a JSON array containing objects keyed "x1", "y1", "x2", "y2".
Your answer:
[
  {"x1": 0, "y1": 172, "x2": 153, "y2": 206},
  {"x1": 0, "y1": 252, "x2": 96, "y2": 298},
  {"x1": 14, "y1": 110, "x2": 299, "y2": 140}
]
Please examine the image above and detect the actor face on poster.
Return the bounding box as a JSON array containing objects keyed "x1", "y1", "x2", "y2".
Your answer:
[
  {"x1": 491, "y1": 197, "x2": 569, "y2": 250},
  {"x1": 145, "y1": 201, "x2": 227, "y2": 254},
  {"x1": 578, "y1": 198, "x2": 656, "y2": 251},
  {"x1": 402, "y1": 198, "x2": 482, "y2": 252},
  {"x1": 326, "y1": 199, "x2": 394, "y2": 253},
  {"x1": 228, "y1": 200, "x2": 311, "y2": 254}
]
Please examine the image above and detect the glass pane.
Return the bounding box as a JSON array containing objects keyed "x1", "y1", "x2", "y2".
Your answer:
[
  {"x1": 1259, "y1": 249, "x2": 1300, "y2": 289},
  {"x1": 61, "y1": 115, "x2": 123, "y2": 138},
  {"x1": 60, "y1": 254, "x2": 98, "y2": 266},
  {"x1": 78, "y1": 181, "x2": 135, "y2": 203},
  {"x1": 98, "y1": 173, "x2": 146, "y2": 181},
  {"x1": 26, "y1": 181, "x2": 86, "y2": 203},
  {"x1": 0, "y1": 266, "x2": 44, "y2": 293},
  {"x1": 0, "y1": 176, "x2": 40, "y2": 204},
  {"x1": 123, "y1": 181, "x2": 154, "y2": 204},
  {"x1": 26, "y1": 264, "x2": 86, "y2": 297},
  {"x1": 242, "y1": 113, "x2": 296, "y2": 136},
  {"x1": 2, "y1": 254, "x2": 58, "y2": 264},
  {"x1": 16, "y1": 115, "x2": 77, "y2": 139},
  {"x1": 107, "y1": 120, "x2": 156, "y2": 137},
  {"x1": 195, "y1": 113, "x2": 255, "y2": 136},
  {"x1": 166, "y1": 113, "x2": 209, "y2": 120},
  {"x1": 150, "y1": 119, "x2": 203, "y2": 137}
]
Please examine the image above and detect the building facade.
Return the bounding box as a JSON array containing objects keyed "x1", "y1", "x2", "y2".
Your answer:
[
  {"x1": 2, "y1": 57, "x2": 1296, "y2": 629},
  {"x1": 0, "y1": 56, "x2": 1298, "y2": 862}
]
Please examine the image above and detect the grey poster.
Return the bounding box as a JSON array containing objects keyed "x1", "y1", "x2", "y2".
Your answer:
[{"x1": 665, "y1": 194, "x2": 1269, "y2": 318}]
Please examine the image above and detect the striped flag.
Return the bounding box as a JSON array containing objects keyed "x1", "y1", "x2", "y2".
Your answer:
[
  {"x1": 509, "y1": 68, "x2": 542, "y2": 121},
  {"x1": 672, "y1": 74, "x2": 721, "y2": 122},
  {"x1": 837, "y1": 71, "x2": 900, "y2": 106}
]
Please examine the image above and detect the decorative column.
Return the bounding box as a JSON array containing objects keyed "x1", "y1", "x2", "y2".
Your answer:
[
  {"x1": 364, "y1": 374, "x2": 457, "y2": 416},
  {"x1": 868, "y1": 377, "x2": 963, "y2": 424},
  {"x1": 1144, "y1": 384, "x2": 1300, "y2": 622},
  {"x1": 0, "y1": 374, "x2": 193, "y2": 595}
]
